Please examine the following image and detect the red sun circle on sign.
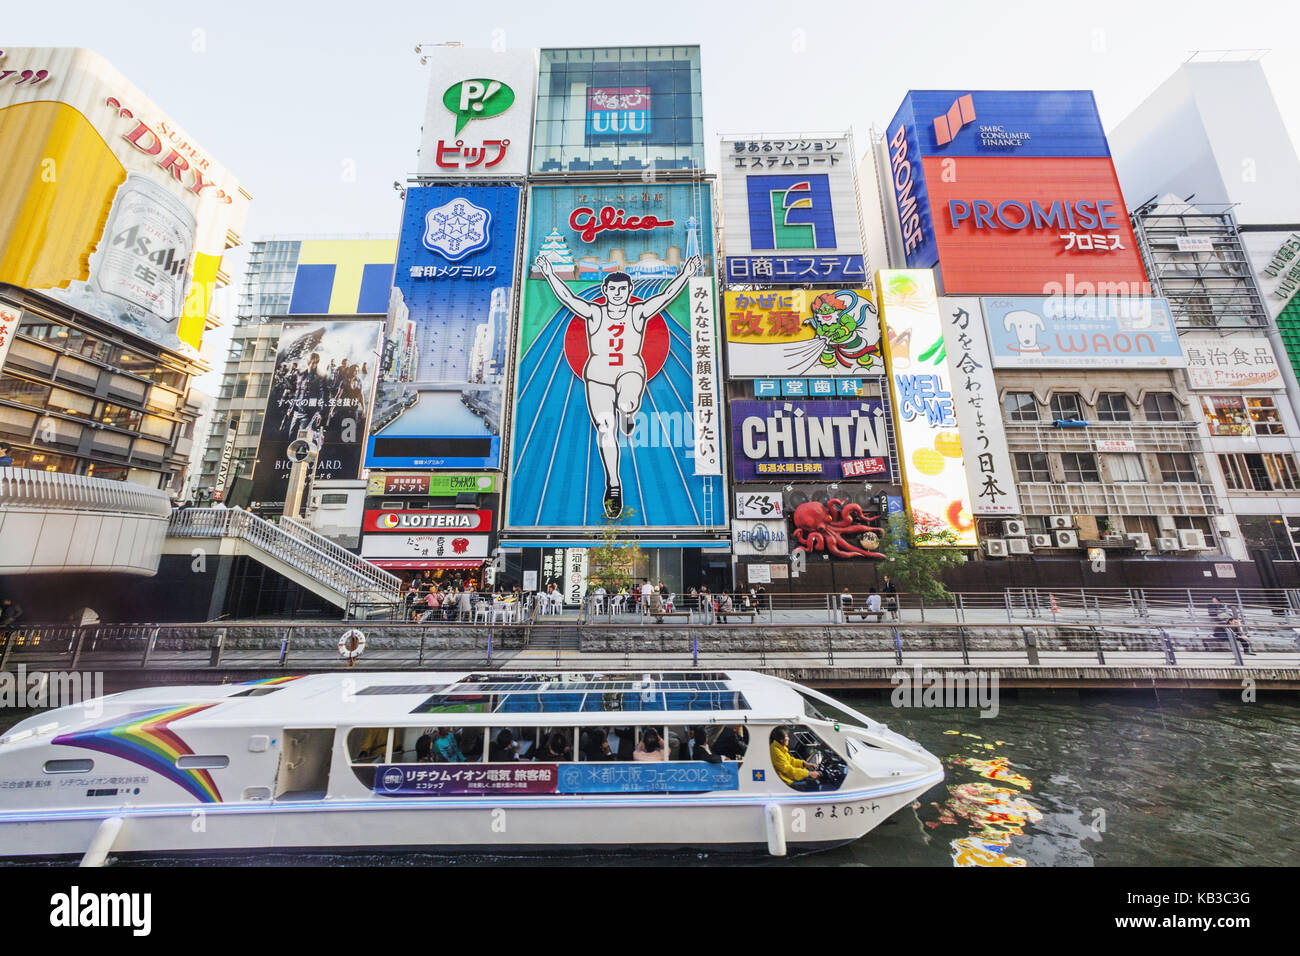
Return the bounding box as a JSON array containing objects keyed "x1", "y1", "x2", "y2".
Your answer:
[{"x1": 562, "y1": 296, "x2": 671, "y2": 380}]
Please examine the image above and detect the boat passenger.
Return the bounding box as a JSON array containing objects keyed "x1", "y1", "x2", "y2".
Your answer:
[
  {"x1": 433, "y1": 728, "x2": 466, "y2": 762},
  {"x1": 692, "y1": 728, "x2": 727, "y2": 763},
  {"x1": 633, "y1": 728, "x2": 668, "y2": 762},
  {"x1": 537, "y1": 732, "x2": 572, "y2": 762},
  {"x1": 770, "y1": 727, "x2": 821, "y2": 791},
  {"x1": 490, "y1": 729, "x2": 520, "y2": 761},
  {"x1": 415, "y1": 732, "x2": 434, "y2": 762},
  {"x1": 712, "y1": 724, "x2": 748, "y2": 759},
  {"x1": 582, "y1": 729, "x2": 616, "y2": 761}
]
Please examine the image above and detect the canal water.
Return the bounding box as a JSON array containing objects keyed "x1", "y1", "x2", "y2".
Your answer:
[{"x1": 3, "y1": 692, "x2": 1297, "y2": 866}]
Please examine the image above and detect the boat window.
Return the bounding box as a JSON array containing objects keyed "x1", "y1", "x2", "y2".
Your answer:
[
  {"x1": 347, "y1": 727, "x2": 392, "y2": 764},
  {"x1": 176, "y1": 755, "x2": 229, "y2": 770},
  {"x1": 400, "y1": 727, "x2": 486, "y2": 763},
  {"x1": 794, "y1": 689, "x2": 867, "y2": 728},
  {"x1": 769, "y1": 724, "x2": 847, "y2": 793},
  {"x1": 43, "y1": 758, "x2": 93, "y2": 774}
]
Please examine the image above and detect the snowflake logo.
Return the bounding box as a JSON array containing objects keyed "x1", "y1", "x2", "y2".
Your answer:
[{"x1": 422, "y1": 197, "x2": 492, "y2": 261}]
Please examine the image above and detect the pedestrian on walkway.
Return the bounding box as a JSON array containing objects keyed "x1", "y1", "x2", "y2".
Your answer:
[{"x1": 882, "y1": 575, "x2": 899, "y2": 621}]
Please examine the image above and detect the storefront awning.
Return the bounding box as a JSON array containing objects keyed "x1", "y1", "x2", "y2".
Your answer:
[{"x1": 371, "y1": 559, "x2": 484, "y2": 569}]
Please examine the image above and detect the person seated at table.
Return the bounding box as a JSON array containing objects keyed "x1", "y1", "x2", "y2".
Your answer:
[
  {"x1": 770, "y1": 726, "x2": 820, "y2": 791},
  {"x1": 633, "y1": 728, "x2": 668, "y2": 761},
  {"x1": 865, "y1": 590, "x2": 884, "y2": 622}
]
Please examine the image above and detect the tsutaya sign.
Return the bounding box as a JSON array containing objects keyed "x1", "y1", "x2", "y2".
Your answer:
[
  {"x1": 938, "y1": 298, "x2": 1020, "y2": 516},
  {"x1": 877, "y1": 270, "x2": 977, "y2": 546},
  {"x1": 417, "y1": 47, "x2": 536, "y2": 178}
]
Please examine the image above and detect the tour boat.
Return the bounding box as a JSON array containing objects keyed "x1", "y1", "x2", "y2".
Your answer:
[{"x1": 0, "y1": 671, "x2": 943, "y2": 862}]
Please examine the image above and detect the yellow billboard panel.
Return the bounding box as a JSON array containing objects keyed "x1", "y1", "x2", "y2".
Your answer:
[
  {"x1": 0, "y1": 48, "x2": 250, "y2": 359},
  {"x1": 723, "y1": 288, "x2": 883, "y2": 377},
  {"x1": 876, "y1": 269, "x2": 977, "y2": 547}
]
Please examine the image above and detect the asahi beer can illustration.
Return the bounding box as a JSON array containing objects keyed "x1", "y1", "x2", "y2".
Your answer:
[{"x1": 89, "y1": 173, "x2": 197, "y2": 333}]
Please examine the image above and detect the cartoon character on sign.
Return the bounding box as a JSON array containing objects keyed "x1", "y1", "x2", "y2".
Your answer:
[
  {"x1": 803, "y1": 290, "x2": 880, "y2": 370},
  {"x1": 536, "y1": 252, "x2": 702, "y2": 518},
  {"x1": 1003, "y1": 309, "x2": 1046, "y2": 355}
]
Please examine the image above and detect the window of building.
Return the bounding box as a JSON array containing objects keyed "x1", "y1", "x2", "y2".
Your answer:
[
  {"x1": 1142, "y1": 392, "x2": 1181, "y2": 422},
  {"x1": 1246, "y1": 396, "x2": 1284, "y2": 435},
  {"x1": 1003, "y1": 392, "x2": 1038, "y2": 423},
  {"x1": 0, "y1": 373, "x2": 51, "y2": 409},
  {"x1": 1198, "y1": 394, "x2": 1282, "y2": 436},
  {"x1": 101, "y1": 404, "x2": 143, "y2": 430},
  {"x1": 1096, "y1": 393, "x2": 1131, "y2": 422},
  {"x1": 1236, "y1": 515, "x2": 1297, "y2": 561},
  {"x1": 1014, "y1": 452, "x2": 1051, "y2": 482},
  {"x1": 1218, "y1": 453, "x2": 1300, "y2": 491},
  {"x1": 1050, "y1": 393, "x2": 1084, "y2": 422},
  {"x1": 1107, "y1": 454, "x2": 1146, "y2": 482},
  {"x1": 48, "y1": 388, "x2": 96, "y2": 420},
  {"x1": 1156, "y1": 453, "x2": 1198, "y2": 483},
  {"x1": 1060, "y1": 452, "x2": 1100, "y2": 482}
]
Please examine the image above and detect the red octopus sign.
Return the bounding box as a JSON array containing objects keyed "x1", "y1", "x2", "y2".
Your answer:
[{"x1": 791, "y1": 498, "x2": 884, "y2": 559}]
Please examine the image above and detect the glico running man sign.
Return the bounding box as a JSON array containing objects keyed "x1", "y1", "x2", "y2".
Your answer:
[{"x1": 506, "y1": 183, "x2": 723, "y2": 530}]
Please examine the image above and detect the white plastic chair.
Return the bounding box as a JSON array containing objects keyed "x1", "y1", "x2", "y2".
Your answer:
[
  {"x1": 473, "y1": 601, "x2": 490, "y2": 625},
  {"x1": 490, "y1": 602, "x2": 510, "y2": 625}
]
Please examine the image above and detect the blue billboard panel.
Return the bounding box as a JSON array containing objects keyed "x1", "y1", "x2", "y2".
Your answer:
[
  {"x1": 885, "y1": 98, "x2": 939, "y2": 271},
  {"x1": 365, "y1": 185, "x2": 522, "y2": 469},
  {"x1": 895, "y1": 90, "x2": 1112, "y2": 159},
  {"x1": 731, "y1": 398, "x2": 894, "y2": 483},
  {"x1": 982, "y1": 296, "x2": 1185, "y2": 369},
  {"x1": 507, "y1": 182, "x2": 722, "y2": 529}
]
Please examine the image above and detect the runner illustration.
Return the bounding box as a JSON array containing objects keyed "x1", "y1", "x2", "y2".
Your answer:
[{"x1": 535, "y1": 253, "x2": 702, "y2": 518}]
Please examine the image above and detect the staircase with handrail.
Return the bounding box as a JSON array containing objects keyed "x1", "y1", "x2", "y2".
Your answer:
[{"x1": 166, "y1": 507, "x2": 401, "y2": 616}]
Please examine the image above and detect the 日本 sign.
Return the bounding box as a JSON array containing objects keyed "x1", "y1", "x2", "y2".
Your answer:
[{"x1": 363, "y1": 510, "x2": 493, "y2": 533}]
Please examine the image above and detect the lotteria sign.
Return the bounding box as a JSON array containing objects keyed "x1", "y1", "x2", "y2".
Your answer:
[
  {"x1": 885, "y1": 90, "x2": 1147, "y2": 295},
  {"x1": 363, "y1": 510, "x2": 494, "y2": 533}
]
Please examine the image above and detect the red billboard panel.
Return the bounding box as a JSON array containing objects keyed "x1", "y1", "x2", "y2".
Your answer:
[
  {"x1": 921, "y1": 156, "x2": 1148, "y2": 295},
  {"x1": 362, "y1": 510, "x2": 493, "y2": 533}
]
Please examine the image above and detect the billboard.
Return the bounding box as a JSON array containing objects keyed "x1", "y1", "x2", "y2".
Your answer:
[
  {"x1": 506, "y1": 183, "x2": 722, "y2": 529},
  {"x1": 0, "y1": 48, "x2": 249, "y2": 359},
  {"x1": 250, "y1": 319, "x2": 382, "y2": 511},
  {"x1": 417, "y1": 47, "x2": 536, "y2": 178},
  {"x1": 938, "y1": 298, "x2": 1020, "y2": 516},
  {"x1": 877, "y1": 270, "x2": 977, "y2": 546},
  {"x1": 0, "y1": 301, "x2": 19, "y2": 372},
  {"x1": 360, "y1": 534, "x2": 490, "y2": 562},
  {"x1": 720, "y1": 136, "x2": 867, "y2": 284},
  {"x1": 735, "y1": 491, "x2": 784, "y2": 520},
  {"x1": 731, "y1": 519, "x2": 789, "y2": 556},
  {"x1": 1181, "y1": 334, "x2": 1283, "y2": 390},
  {"x1": 724, "y1": 289, "x2": 883, "y2": 377},
  {"x1": 362, "y1": 510, "x2": 493, "y2": 533},
  {"x1": 366, "y1": 184, "x2": 522, "y2": 469},
  {"x1": 982, "y1": 296, "x2": 1184, "y2": 369},
  {"x1": 366, "y1": 472, "x2": 498, "y2": 496},
  {"x1": 884, "y1": 91, "x2": 1147, "y2": 294},
  {"x1": 731, "y1": 399, "x2": 892, "y2": 483},
  {"x1": 532, "y1": 47, "x2": 704, "y2": 174},
  {"x1": 286, "y1": 239, "x2": 395, "y2": 315}
]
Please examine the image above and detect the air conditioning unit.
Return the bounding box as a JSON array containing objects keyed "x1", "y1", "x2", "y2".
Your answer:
[
  {"x1": 1179, "y1": 529, "x2": 1209, "y2": 550},
  {"x1": 984, "y1": 539, "x2": 1008, "y2": 557},
  {"x1": 1002, "y1": 519, "x2": 1027, "y2": 537},
  {"x1": 1127, "y1": 533, "x2": 1152, "y2": 552},
  {"x1": 1054, "y1": 530, "x2": 1079, "y2": 548},
  {"x1": 1048, "y1": 515, "x2": 1074, "y2": 530},
  {"x1": 1030, "y1": 533, "x2": 1054, "y2": 549},
  {"x1": 1156, "y1": 536, "x2": 1182, "y2": 552},
  {"x1": 1007, "y1": 538, "x2": 1031, "y2": 555}
]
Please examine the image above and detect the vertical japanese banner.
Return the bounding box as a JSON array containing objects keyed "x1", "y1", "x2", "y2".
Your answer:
[
  {"x1": 690, "y1": 277, "x2": 721, "y2": 476},
  {"x1": 565, "y1": 548, "x2": 589, "y2": 607},
  {"x1": 0, "y1": 303, "x2": 19, "y2": 376},
  {"x1": 939, "y1": 297, "x2": 1020, "y2": 516},
  {"x1": 876, "y1": 270, "x2": 977, "y2": 547}
]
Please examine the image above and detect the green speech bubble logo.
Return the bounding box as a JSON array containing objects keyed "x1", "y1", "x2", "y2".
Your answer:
[{"x1": 443, "y1": 78, "x2": 515, "y2": 135}]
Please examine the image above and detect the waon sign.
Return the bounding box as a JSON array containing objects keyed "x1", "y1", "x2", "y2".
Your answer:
[{"x1": 885, "y1": 90, "x2": 1148, "y2": 295}]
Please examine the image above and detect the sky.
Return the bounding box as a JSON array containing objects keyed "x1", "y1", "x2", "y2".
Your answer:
[{"x1": 8, "y1": 0, "x2": 1300, "y2": 390}]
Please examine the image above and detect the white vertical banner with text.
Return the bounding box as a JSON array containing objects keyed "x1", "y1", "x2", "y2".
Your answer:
[
  {"x1": 0, "y1": 302, "x2": 19, "y2": 374},
  {"x1": 564, "y1": 548, "x2": 589, "y2": 607},
  {"x1": 690, "y1": 277, "x2": 722, "y2": 475},
  {"x1": 939, "y1": 297, "x2": 1021, "y2": 516}
]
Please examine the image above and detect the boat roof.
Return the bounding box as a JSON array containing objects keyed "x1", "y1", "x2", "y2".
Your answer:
[{"x1": 9, "y1": 672, "x2": 813, "y2": 740}]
